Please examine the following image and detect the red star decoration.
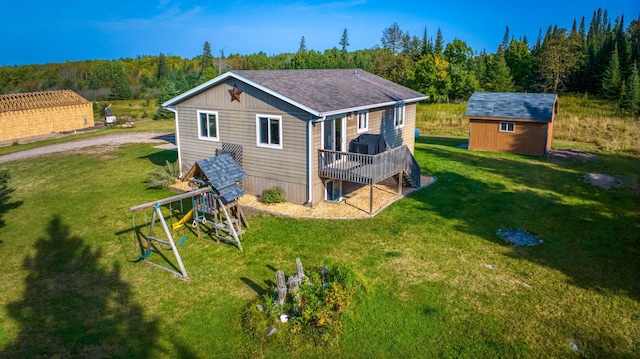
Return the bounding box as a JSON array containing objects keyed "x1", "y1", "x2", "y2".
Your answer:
[{"x1": 229, "y1": 85, "x2": 243, "y2": 102}]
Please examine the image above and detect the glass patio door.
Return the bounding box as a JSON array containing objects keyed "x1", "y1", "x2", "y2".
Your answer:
[{"x1": 323, "y1": 117, "x2": 344, "y2": 152}]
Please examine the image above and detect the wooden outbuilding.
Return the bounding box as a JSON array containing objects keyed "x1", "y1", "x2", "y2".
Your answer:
[
  {"x1": 0, "y1": 90, "x2": 94, "y2": 143},
  {"x1": 465, "y1": 92, "x2": 558, "y2": 156}
]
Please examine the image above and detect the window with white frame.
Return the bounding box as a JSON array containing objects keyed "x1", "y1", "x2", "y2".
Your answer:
[
  {"x1": 256, "y1": 114, "x2": 282, "y2": 149},
  {"x1": 394, "y1": 104, "x2": 405, "y2": 129},
  {"x1": 357, "y1": 110, "x2": 369, "y2": 133},
  {"x1": 499, "y1": 121, "x2": 515, "y2": 133},
  {"x1": 197, "y1": 110, "x2": 219, "y2": 141}
]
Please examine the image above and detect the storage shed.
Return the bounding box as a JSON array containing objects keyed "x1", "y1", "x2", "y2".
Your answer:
[
  {"x1": 465, "y1": 92, "x2": 558, "y2": 156},
  {"x1": 0, "y1": 90, "x2": 94, "y2": 143}
]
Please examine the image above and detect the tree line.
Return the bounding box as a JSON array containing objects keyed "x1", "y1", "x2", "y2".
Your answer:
[{"x1": 1, "y1": 8, "x2": 639, "y2": 115}]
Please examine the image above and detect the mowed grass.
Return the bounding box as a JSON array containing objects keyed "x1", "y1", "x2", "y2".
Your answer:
[{"x1": 0, "y1": 130, "x2": 638, "y2": 357}]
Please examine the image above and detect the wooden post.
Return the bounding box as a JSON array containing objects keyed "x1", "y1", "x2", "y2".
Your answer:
[
  {"x1": 155, "y1": 205, "x2": 188, "y2": 279},
  {"x1": 369, "y1": 184, "x2": 374, "y2": 214},
  {"x1": 296, "y1": 258, "x2": 305, "y2": 279},
  {"x1": 397, "y1": 171, "x2": 403, "y2": 194},
  {"x1": 276, "y1": 270, "x2": 287, "y2": 306},
  {"x1": 288, "y1": 274, "x2": 300, "y2": 293}
]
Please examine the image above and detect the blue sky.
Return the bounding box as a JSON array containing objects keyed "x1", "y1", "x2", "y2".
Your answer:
[{"x1": 1, "y1": 1, "x2": 638, "y2": 66}]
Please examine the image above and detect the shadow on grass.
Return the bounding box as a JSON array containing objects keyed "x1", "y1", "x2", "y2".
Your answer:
[
  {"x1": 414, "y1": 137, "x2": 640, "y2": 302},
  {"x1": 1, "y1": 215, "x2": 196, "y2": 358},
  {"x1": 0, "y1": 170, "x2": 22, "y2": 230},
  {"x1": 140, "y1": 148, "x2": 178, "y2": 167}
]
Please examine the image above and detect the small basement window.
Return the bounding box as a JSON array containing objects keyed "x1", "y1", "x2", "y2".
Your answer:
[{"x1": 500, "y1": 121, "x2": 515, "y2": 133}]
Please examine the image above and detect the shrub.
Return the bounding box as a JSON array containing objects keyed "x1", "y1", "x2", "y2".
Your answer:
[
  {"x1": 243, "y1": 264, "x2": 364, "y2": 345},
  {"x1": 260, "y1": 187, "x2": 286, "y2": 204},
  {"x1": 145, "y1": 160, "x2": 180, "y2": 189}
]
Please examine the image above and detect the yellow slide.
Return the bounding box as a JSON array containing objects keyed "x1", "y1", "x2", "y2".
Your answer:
[{"x1": 172, "y1": 209, "x2": 193, "y2": 231}]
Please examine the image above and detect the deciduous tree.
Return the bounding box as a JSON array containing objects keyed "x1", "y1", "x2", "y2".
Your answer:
[{"x1": 381, "y1": 22, "x2": 404, "y2": 55}]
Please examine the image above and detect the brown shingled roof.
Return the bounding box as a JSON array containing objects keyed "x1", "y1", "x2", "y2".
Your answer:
[
  {"x1": 0, "y1": 90, "x2": 90, "y2": 113},
  {"x1": 163, "y1": 69, "x2": 428, "y2": 117},
  {"x1": 232, "y1": 69, "x2": 427, "y2": 114}
]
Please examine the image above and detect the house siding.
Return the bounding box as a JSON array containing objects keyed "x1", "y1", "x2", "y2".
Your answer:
[
  {"x1": 176, "y1": 79, "x2": 312, "y2": 204},
  {"x1": 468, "y1": 119, "x2": 550, "y2": 156},
  {"x1": 344, "y1": 103, "x2": 416, "y2": 153}
]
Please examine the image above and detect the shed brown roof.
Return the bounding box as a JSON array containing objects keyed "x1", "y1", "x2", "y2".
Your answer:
[{"x1": 0, "y1": 90, "x2": 90, "y2": 113}]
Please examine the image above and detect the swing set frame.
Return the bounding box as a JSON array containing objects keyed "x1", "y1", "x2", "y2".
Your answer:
[
  {"x1": 129, "y1": 186, "x2": 212, "y2": 280},
  {"x1": 129, "y1": 186, "x2": 249, "y2": 280}
]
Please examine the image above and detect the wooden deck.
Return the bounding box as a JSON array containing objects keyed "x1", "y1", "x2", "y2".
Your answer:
[{"x1": 318, "y1": 145, "x2": 421, "y2": 187}]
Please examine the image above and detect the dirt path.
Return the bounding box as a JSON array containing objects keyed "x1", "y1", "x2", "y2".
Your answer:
[{"x1": 0, "y1": 132, "x2": 175, "y2": 164}]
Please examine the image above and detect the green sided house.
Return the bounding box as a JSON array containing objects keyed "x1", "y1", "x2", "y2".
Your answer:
[{"x1": 163, "y1": 69, "x2": 428, "y2": 207}]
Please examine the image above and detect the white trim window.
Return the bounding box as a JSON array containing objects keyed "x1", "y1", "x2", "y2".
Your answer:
[
  {"x1": 357, "y1": 110, "x2": 369, "y2": 133},
  {"x1": 256, "y1": 114, "x2": 283, "y2": 149},
  {"x1": 394, "y1": 104, "x2": 405, "y2": 129},
  {"x1": 500, "y1": 121, "x2": 515, "y2": 133},
  {"x1": 197, "y1": 110, "x2": 219, "y2": 141}
]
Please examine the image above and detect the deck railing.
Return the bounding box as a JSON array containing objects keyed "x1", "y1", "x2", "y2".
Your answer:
[{"x1": 318, "y1": 145, "x2": 421, "y2": 186}]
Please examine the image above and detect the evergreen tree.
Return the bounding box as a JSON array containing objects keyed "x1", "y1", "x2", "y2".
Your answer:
[
  {"x1": 109, "y1": 74, "x2": 131, "y2": 100},
  {"x1": 299, "y1": 36, "x2": 307, "y2": 52},
  {"x1": 340, "y1": 28, "x2": 350, "y2": 54},
  {"x1": 504, "y1": 38, "x2": 532, "y2": 90},
  {"x1": 200, "y1": 41, "x2": 214, "y2": 75},
  {"x1": 631, "y1": 14, "x2": 640, "y2": 67},
  {"x1": 620, "y1": 62, "x2": 640, "y2": 115},
  {"x1": 601, "y1": 45, "x2": 622, "y2": 99},
  {"x1": 421, "y1": 26, "x2": 433, "y2": 56},
  {"x1": 614, "y1": 15, "x2": 632, "y2": 79},
  {"x1": 484, "y1": 53, "x2": 515, "y2": 92},
  {"x1": 434, "y1": 28, "x2": 444, "y2": 55},
  {"x1": 157, "y1": 53, "x2": 168, "y2": 82},
  {"x1": 155, "y1": 80, "x2": 180, "y2": 119},
  {"x1": 500, "y1": 26, "x2": 510, "y2": 52}
]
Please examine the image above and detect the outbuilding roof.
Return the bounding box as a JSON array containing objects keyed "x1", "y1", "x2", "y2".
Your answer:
[
  {"x1": 189, "y1": 153, "x2": 247, "y2": 203},
  {"x1": 163, "y1": 69, "x2": 428, "y2": 118},
  {"x1": 0, "y1": 90, "x2": 89, "y2": 113},
  {"x1": 465, "y1": 92, "x2": 558, "y2": 122}
]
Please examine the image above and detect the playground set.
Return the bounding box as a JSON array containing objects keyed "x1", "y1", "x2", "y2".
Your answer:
[{"x1": 128, "y1": 154, "x2": 249, "y2": 280}]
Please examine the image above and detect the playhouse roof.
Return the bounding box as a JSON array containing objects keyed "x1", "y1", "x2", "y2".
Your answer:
[
  {"x1": 190, "y1": 154, "x2": 246, "y2": 202},
  {"x1": 0, "y1": 90, "x2": 89, "y2": 113},
  {"x1": 163, "y1": 69, "x2": 428, "y2": 118},
  {"x1": 465, "y1": 92, "x2": 558, "y2": 122}
]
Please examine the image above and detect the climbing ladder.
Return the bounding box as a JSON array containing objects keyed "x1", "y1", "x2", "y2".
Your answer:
[{"x1": 192, "y1": 192, "x2": 248, "y2": 250}]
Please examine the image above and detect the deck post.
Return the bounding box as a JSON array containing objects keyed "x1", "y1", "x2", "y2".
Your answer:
[
  {"x1": 369, "y1": 184, "x2": 373, "y2": 214},
  {"x1": 398, "y1": 171, "x2": 403, "y2": 194}
]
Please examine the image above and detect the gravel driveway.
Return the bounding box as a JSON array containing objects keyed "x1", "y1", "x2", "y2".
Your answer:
[{"x1": 0, "y1": 132, "x2": 175, "y2": 164}]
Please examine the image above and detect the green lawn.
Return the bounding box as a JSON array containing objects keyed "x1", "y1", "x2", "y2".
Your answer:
[{"x1": 0, "y1": 133, "x2": 638, "y2": 357}]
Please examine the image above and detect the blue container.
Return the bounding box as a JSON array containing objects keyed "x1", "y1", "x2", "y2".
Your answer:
[{"x1": 414, "y1": 128, "x2": 420, "y2": 138}]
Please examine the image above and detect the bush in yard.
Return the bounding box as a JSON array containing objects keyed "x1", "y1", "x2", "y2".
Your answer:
[
  {"x1": 243, "y1": 264, "x2": 364, "y2": 346},
  {"x1": 260, "y1": 187, "x2": 286, "y2": 204},
  {"x1": 145, "y1": 160, "x2": 180, "y2": 189}
]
